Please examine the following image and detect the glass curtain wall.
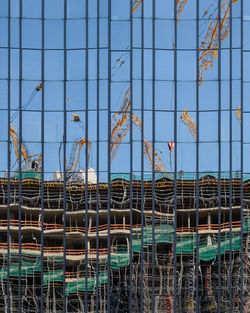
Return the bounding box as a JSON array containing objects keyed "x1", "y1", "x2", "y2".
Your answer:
[{"x1": 0, "y1": 0, "x2": 249, "y2": 312}]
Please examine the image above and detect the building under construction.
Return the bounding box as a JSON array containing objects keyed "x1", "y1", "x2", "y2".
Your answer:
[
  {"x1": 0, "y1": 175, "x2": 249, "y2": 312},
  {"x1": 1, "y1": 0, "x2": 250, "y2": 312}
]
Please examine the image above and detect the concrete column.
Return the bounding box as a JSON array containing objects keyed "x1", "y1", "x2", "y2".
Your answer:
[
  {"x1": 208, "y1": 213, "x2": 211, "y2": 230},
  {"x1": 207, "y1": 213, "x2": 212, "y2": 246},
  {"x1": 123, "y1": 215, "x2": 126, "y2": 229}
]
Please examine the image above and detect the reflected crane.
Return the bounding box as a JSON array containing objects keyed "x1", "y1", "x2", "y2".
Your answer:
[
  {"x1": 236, "y1": 106, "x2": 241, "y2": 124},
  {"x1": 11, "y1": 83, "x2": 43, "y2": 122},
  {"x1": 177, "y1": 0, "x2": 189, "y2": 22},
  {"x1": 10, "y1": 124, "x2": 42, "y2": 177},
  {"x1": 181, "y1": 109, "x2": 197, "y2": 141},
  {"x1": 66, "y1": 138, "x2": 92, "y2": 177},
  {"x1": 132, "y1": 0, "x2": 188, "y2": 23},
  {"x1": 131, "y1": 113, "x2": 167, "y2": 172},
  {"x1": 67, "y1": 114, "x2": 92, "y2": 178},
  {"x1": 132, "y1": 0, "x2": 142, "y2": 14},
  {"x1": 111, "y1": 87, "x2": 131, "y2": 160},
  {"x1": 199, "y1": 0, "x2": 238, "y2": 86},
  {"x1": 10, "y1": 125, "x2": 30, "y2": 165},
  {"x1": 10, "y1": 83, "x2": 43, "y2": 173},
  {"x1": 111, "y1": 88, "x2": 167, "y2": 172}
]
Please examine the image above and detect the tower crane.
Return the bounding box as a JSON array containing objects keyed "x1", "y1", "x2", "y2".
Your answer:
[
  {"x1": 176, "y1": 0, "x2": 188, "y2": 23},
  {"x1": 66, "y1": 138, "x2": 92, "y2": 177},
  {"x1": 10, "y1": 124, "x2": 42, "y2": 178},
  {"x1": 132, "y1": 0, "x2": 188, "y2": 23},
  {"x1": 181, "y1": 109, "x2": 197, "y2": 141},
  {"x1": 111, "y1": 87, "x2": 131, "y2": 161},
  {"x1": 57, "y1": 114, "x2": 93, "y2": 182},
  {"x1": 132, "y1": 0, "x2": 142, "y2": 14},
  {"x1": 10, "y1": 83, "x2": 43, "y2": 166},
  {"x1": 131, "y1": 113, "x2": 167, "y2": 172},
  {"x1": 236, "y1": 106, "x2": 241, "y2": 124},
  {"x1": 10, "y1": 125, "x2": 30, "y2": 165},
  {"x1": 199, "y1": 0, "x2": 238, "y2": 86},
  {"x1": 10, "y1": 83, "x2": 43, "y2": 122},
  {"x1": 111, "y1": 88, "x2": 167, "y2": 172}
]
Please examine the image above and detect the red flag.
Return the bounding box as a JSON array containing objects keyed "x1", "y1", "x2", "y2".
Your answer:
[{"x1": 168, "y1": 142, "x2": 175, "y2": 154}]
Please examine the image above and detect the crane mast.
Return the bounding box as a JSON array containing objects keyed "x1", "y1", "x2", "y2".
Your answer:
[
  {"x1": 181, "y1": 109, "x2": 197, "y2": 141},
  {"x1": 199, "y1": 0, "x2": 238, "y2": 86}
]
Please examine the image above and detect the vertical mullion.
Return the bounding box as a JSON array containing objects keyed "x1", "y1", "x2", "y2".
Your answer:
[
  {"x1": 152, "y1": 0, "x2": 156, "y2": 311},
  {"x1": 96, "y1": 0, "x2": 100, "y2": 310},
  {"x1": 217, "y1": 0, "x2": 222, "y2": 311},
  {"x1": 40, "y1": 0, "x2": 45, "y2": 311},
  {"x1": 107, "y1": 0, "x2": 111, "y2": 311},
  {"x1": 63, "y1": 0, "x2": 67, "y2": 311},
  {"x1": 195, "y1": 0, "x2": 199, "y2": 312},
  {"x1": 18, "y1": 0, "x2": 23, "y2": 311},
  {"x1": 240, "y1": 0, "x2": 244, "y2": 310},
  {"x1": 229, "y1": 0, "x2": 233, "y2": 312},
  {"x1": 84, "y1": 0, "x2": 89, "y2": 311},
  {"x1": 140, "y1": 1, "x2": 144, "y2": 312},
  {"x1": 7, "y1": 0, "x2": 11, "y2": 311},
  {"x1": 173, "y1": 0, "x2": 178, "y2": 311},
  {"x1": 129, "y1": 0, "x2": 133, "y2": 311}
]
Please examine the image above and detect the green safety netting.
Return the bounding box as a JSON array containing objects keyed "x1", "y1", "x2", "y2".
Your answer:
[
  {"x1": 111, "y1": 171, "x2": 250, "y2": 181},
  {"x1": 132, "y1": 220, "x2": 249, "y2": 260},
  {"x1": 0, "y1": 220, "x2": 248, "y2": 293},
  {"x1": 132, "y1": 225, "x2": 174, "y2": 252},
  {"x1": 110, "y1": 253, "x2": 130, "y2": 269},
  {"x1": 176, "y1": 233, "x2": 242, "y2": 261},
  {"x1": 66, "y1": 271, "x2": 108, "y2": 295}
]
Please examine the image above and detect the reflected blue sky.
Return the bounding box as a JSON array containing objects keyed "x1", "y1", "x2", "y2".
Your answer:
[{"x1": 0, "y1": 0, "x2": 250, "y2": 180}]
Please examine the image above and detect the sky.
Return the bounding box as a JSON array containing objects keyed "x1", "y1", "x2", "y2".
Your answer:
[{"x1": 0, "y1": 0, "x2": 250, "y2": 180}]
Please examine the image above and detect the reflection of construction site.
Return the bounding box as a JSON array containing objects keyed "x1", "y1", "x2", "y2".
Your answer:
[
  {"x1": 3, "y1": 0, "x2": 248, "y2": 311},
  {"x1": 0, "y1": 175, "x2": 249, "y2": 312}
]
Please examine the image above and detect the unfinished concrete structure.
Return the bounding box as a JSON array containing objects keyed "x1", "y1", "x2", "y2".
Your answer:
[{"x1": 0, "y1": 175, "x2": 249, "y2": 312}]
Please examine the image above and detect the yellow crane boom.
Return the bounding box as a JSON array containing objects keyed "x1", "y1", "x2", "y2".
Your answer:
[
  {"x1": 10, "y1": 125, "x2": 42, "y2": 167},
  {"x1": 111, "y1": 88, "x2": 167, "y2": 172},
  {"x1": 132, "y1": 113, "x2": 167, "y2": 172},
  {"x1": 236, "y1": 106, "x2": 241, "y2": 124},
  {"x1": 66, "y1": 138, "x2": 91, "y2": 175},
  {"x1": 132, "y1": 0, "x2": 188, "y2": 23},
  {"x1": 143, "y1": 138, "x2": 167, "y2": 172},
  {"x1": 9, "y1": 83, "x2": 43, "y2": 169},
  {"x1": 199, "y1": 0, "x2": 238, "y2": 86},
  {"x1": 10, "y1": 125, "x2": 30, "y2": 164},
  {"x1": 132, "y1": 0, "x2": 142, "y2": 14},
  {"x1": 111, "y1": 87, "x2": 131, "y2": 161},
  {"x1": 181, "y1": 109, "x2": 197, "y2": 141},
  {"x1": 177, "y1": 0, "x2": 188, "y2": 23}
]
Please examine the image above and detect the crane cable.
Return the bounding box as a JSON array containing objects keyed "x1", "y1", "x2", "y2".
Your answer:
[{"x1": 10, "y1": 83, "x2": 43, "y2": 123}]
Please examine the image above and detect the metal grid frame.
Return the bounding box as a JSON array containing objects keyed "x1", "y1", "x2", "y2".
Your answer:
[{"x1": 3, "y1": 0, "x2": 248, "y2": 312}]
